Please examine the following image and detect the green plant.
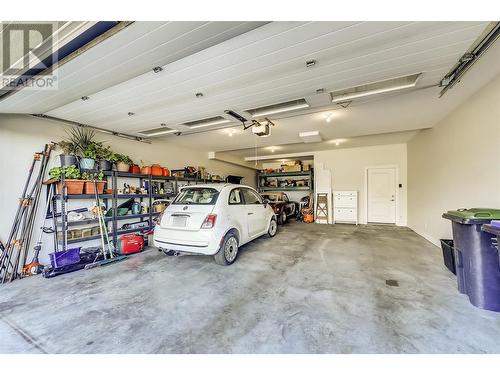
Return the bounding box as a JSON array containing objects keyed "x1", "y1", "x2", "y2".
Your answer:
[
  {"x1": 82, "y1": 142, "x2": 99, "y2": 159},
  {"x1": 49, "y1": 165, "x2": 81, "y2": 180},
  {"x1": 94, "y1": 143, "x2": 113, "y2": 161},
  {"x1": 81, "y1": 171, "x2": 104, "y2": 181},
  {"x1": 57, "y1": 140, "x2": 78, "y2": 155},
  {"x1": 113, "y1": 153, "x2": 133, "y2": 165},
  {"x1": 66, "y1": 127, "x2": 96, "y2": 156}
]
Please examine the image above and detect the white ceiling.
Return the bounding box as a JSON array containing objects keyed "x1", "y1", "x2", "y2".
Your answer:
[{"x1": 0, "y1": 21, "x2": 498, "y2": 160}]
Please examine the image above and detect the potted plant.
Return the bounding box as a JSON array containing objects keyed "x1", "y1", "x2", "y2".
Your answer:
[
  {"x1": 95, "y1": 143, "x2": 113, "y2": 171},
  {"x1": 81, "y1": 171, "x2": 106, "y2": 194},
  {"x1": 80, "y1": 141, "x2": 99, "y2": 170},
  {"x1": 113, "y1": 153, "x2": 133, "y2": 172},
  {"x1": 57, "y1": 140, "x2": 78, "y2": 166},
  {"x1": 48, "y1": 165, "x2": 84, "y2": 195},
  {"x1": 66, "y1": 127, "x2": 97, "y2": 170}
]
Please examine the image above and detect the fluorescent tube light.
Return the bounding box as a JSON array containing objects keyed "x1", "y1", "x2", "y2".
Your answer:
[
  {"x1": 331, "y1": 73, "x2": 421, "y2": 103},
  {"x1": 143, "y1": 129, "x2": 178, "y2": 136},
  {"x1": 190, "y1": 119, "x2": 231, "y2": 129},
  {"x1": 250, "y1": 102, "x2": 310, "y2": 117}
]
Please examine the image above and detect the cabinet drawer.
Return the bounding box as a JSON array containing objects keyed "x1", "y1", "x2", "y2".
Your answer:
[
  {"x1": 335, "y1": 208, "x2": 357, "y2": 221},
  {"x1": 334, "y1": 195, "x2": 357, "y2": 208}
]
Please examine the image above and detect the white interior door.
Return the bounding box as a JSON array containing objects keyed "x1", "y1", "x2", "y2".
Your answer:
[{"x1": 367, "y1": 167, "x2": 396, "y2": 224}]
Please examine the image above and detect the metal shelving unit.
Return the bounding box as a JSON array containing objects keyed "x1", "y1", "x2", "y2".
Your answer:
[
  {"x1": 52, "y1": 171, "x2": 224, "y2": 249},
  {"x1": 257, "y1": 170, "x2": 313, "y2": 193}
]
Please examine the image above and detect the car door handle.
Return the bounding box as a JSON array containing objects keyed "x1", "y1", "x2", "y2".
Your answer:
[{"x1": 248, "y1": 212, "x2": 254, "y2": 215}]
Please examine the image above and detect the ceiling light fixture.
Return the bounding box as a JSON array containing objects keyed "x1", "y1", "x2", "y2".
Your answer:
[
  {"x1": 143, "y1": 129, "x2": 178, "y2": 137},
  {"x1": 331, "y1": 73, "x2": 421, "y2": 103},
  {"x1": 249, "y1": 100, "x2": 310, "y2": 118},
  {"x1": 152, "y1": 66, "x2": 163, "y2": 73},
  {"x1": 190, "y1": 118, "x2": 230, "y2": 129}
]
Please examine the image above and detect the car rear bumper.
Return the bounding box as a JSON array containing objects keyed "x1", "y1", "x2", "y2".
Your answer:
[{"x1": 153, "y1": 226, "x2": 221, "y2": 255}]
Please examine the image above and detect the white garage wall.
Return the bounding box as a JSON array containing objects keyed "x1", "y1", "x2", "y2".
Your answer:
[
  {"x1": 0, "y1": 114, "x2": 256, "y2": 262},
  {"x1": 314, "y1": 144, "x2": 408, "y2": 225},
  {"x1": 407, "y1": 73, "x2": 500, "y2": 246}
]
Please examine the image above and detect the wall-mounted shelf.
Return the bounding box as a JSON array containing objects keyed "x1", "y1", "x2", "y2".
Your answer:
[{"x1": 257, "y1": 170, "x2": 313, "y2": 193}]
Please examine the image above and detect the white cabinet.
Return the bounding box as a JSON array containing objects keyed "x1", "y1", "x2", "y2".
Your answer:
[{"x1": 333, "y1": 191, "x2": 358, "y2": 225}]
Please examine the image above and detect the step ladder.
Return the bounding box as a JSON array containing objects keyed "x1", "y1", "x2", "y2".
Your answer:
[{"x1": 315, "y1": 193, "x2": 329, "y2": 224}]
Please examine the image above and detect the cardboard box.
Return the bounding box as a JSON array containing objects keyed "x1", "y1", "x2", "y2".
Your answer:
[{"x1": 283, "y1": 165, "x2": 302, "y2": 172}]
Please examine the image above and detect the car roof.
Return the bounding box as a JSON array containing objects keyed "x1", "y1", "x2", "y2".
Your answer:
[{"x1": 179, "y1": 183, "x2": 254, "y2": 192}]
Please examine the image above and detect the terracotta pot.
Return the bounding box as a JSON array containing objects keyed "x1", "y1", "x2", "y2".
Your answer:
[
  {"x1": 162, "y1": 167, "x2": 170, "y2": 177},
  {"x1": 83, "y1": 181, "x2": 106, "y2": 195},
  {"x1": 56, "y1": 179, "x2": 85, "y2": 195},
  {"x1": 151, "y1": 164, "x2": 163, "y2": 176},
  {"x1": 116, "y1": 162, "x2": 130, "y2": 172},
  {"x1": 141, "y1": 166, "x2": 151, "y2": 175},
  {"x1": 129, "y1": 164, "x2": 141, "y2": 174}
]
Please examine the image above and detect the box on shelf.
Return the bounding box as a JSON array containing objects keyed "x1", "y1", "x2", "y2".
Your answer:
[{"x1": 283, "y1": 165, "x2": 302, "y2": 172}]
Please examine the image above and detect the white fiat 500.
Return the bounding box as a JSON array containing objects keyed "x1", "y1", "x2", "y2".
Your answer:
[{"x1": 153, "y1": 184, "x2": 277, "y2": 265}]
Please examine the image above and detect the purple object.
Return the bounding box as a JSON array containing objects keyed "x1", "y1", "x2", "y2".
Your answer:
[
  {"x1": 490, "y1": 220, "x2": 500, "y2": 228},
  {"x1": 49, "y1": 248, "x2": 81, "y2": 268}
]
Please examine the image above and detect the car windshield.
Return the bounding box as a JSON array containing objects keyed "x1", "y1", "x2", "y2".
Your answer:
[
  {"x1": 262, "y1": 194, "x2": 281, "y2": 202},
  {"x1": 173, "y1": 188, "x2": 219, "y2": 205}
]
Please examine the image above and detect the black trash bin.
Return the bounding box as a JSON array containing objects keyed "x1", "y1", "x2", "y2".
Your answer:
[{"x1": 442, "y1": 208, "x2": 500, "y2": 312}]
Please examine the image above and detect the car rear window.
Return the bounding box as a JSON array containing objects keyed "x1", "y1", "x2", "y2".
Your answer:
[{"x1": 173, "y1": 187, "x2": 219, "y2": 205}]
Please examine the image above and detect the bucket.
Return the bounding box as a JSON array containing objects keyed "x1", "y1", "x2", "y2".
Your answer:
[
  {"x1": 80, "y1": 158, "x2": 95, "y2": 170},
  {"x1": 98, "y1": 160, "x2": 112, "y2": 171},
  {"x1": 59, "y1": 154, "x2": 78, "y2": 166}
]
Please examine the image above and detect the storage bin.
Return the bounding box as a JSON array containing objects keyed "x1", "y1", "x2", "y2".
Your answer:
[{"x1": 49, "y1": 248, "x2": 81, "y2": 268}]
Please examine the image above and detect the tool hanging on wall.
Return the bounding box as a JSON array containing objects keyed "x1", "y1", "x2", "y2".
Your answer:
[{"x1": 0, "y1": 143, "x2": 55, "y2": 283}]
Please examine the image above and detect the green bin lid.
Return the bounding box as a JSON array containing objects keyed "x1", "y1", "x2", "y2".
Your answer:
[{"x1": 442, "y1": 208, "x2": 500, "y2": 223}]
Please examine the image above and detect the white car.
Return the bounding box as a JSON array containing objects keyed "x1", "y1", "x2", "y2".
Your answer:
[{"x1": 153, "y1": 184, "x2": 278, "y2": 265}]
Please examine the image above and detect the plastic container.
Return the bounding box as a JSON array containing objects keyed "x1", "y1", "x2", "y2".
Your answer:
[
  {"x1": 440, "y1": 239, "x2": 456, "y2": 275},
  {"x1": 443, "y1": 208, "x2": 500, "y2": 312},
  {"x1": 49, "y1": 248, "x2": 81, "y2": 268},
  {"x1": 481, "y1": 224, "x2": 500, "y2": 269}
]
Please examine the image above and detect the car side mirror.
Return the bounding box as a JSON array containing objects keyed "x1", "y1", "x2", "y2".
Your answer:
[{"x1": 263, "y1": 199, "x2": 269, "y2": 207}]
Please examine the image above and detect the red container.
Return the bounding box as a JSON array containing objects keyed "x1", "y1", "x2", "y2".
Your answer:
[
  {"x1": 151, "y1": 164, "x2": 163, "y2": 176},
  {"x1": 129, "y1": 164, "x2": 141, "y2": 174},
  {"x1": 162, "y1": 167, "x2": 170, "y2": 177},
  {"x1": 115, "y1": 234, "x2": 144, "y2": 255}
]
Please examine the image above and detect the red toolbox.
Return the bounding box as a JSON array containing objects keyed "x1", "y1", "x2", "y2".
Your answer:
[{"x1": 116, "y1": 234, "x2": 144, "y2": 255}]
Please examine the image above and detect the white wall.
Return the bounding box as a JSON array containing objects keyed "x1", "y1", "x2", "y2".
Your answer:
[
  {"x1": 0, "y1": 114, "x2": 256, "y2": 262},
  {"x1": 314, "y1": 144, "x2": 408, "y2": 225},
  {"x1": 407, "y1": 73, "x2": 500, "y2": 246}
]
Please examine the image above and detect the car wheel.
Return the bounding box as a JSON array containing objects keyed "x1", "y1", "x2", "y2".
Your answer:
[
  {"x1": 214, "y1": 233, "x2": 239, "y2": 266},
  {"x1": 267, "y1": 217, "x2": 278, "y2": 237},
  {"x1": 278, "y1": 210, "x2": 287, "y2": 224}
]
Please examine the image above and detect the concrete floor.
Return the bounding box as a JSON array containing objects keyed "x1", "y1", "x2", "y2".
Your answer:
[{"x1": 1, "y1": 222, "x2": 500, "y2": 354}]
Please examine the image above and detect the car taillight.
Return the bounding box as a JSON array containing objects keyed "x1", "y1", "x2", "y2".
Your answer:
[{"x1": 201, "y1": 214, "x2": 217, "y2": 229}]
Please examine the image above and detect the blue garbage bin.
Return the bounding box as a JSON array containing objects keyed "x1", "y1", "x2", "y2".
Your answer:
[{"x1": 442, "y1": 208, "x2": 500, "y2": 312}]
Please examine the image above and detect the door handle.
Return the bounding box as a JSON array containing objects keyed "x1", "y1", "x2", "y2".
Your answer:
[{"x1": 248, "y1": 212, "x2": 254, "y2": 215}]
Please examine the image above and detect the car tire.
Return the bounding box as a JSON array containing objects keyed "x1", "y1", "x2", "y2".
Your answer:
[
  {"x1": 214, "y1": 232, "x2": 239, "y2": 266},
  {"x1": 278, "y1": 210, "x2": 287, "y2": 225},
  {"x1": 267, "y1": 217, "x2": 278, "y2": 237}
]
